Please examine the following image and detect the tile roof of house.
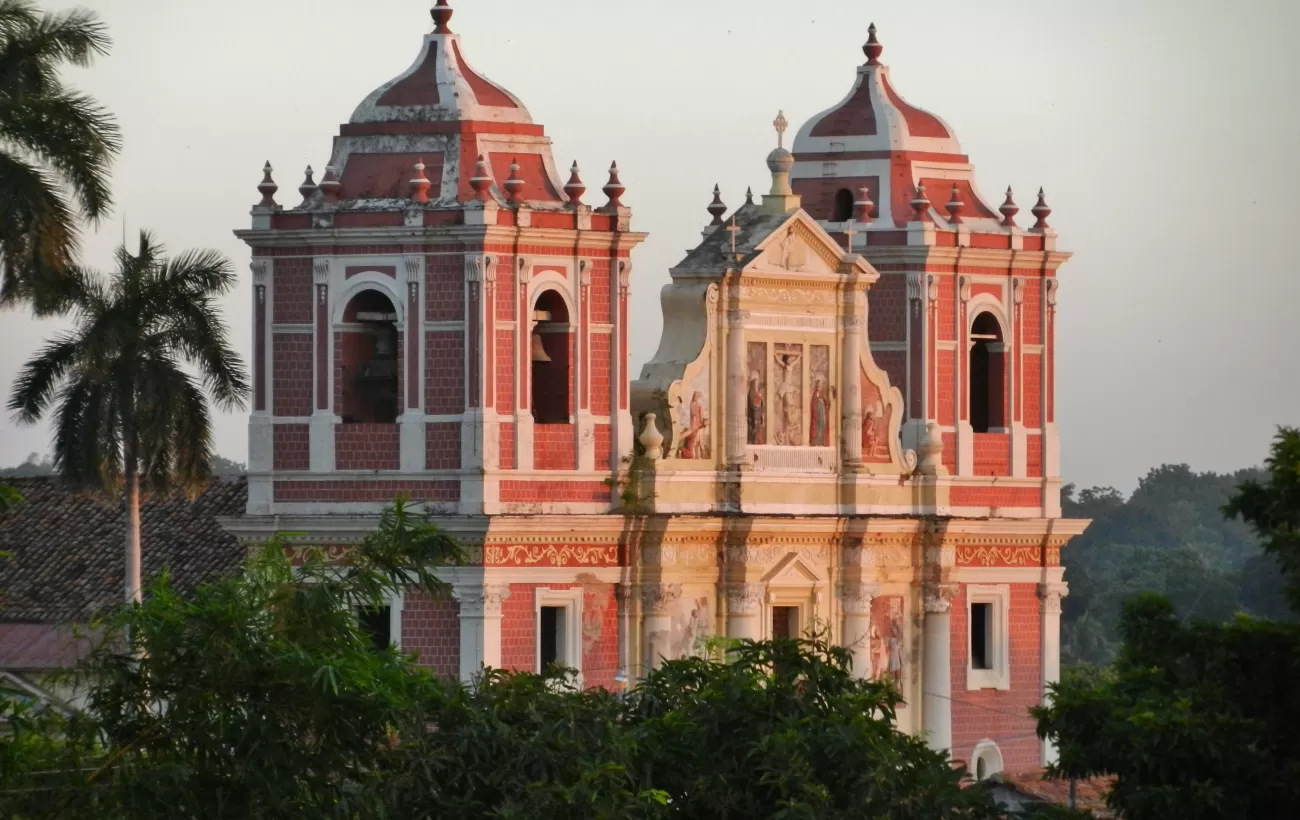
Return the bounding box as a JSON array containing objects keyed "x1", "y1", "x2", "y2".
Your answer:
[
  {"x1": 996, "y1": 770, "x2": 1116, "y2": 817},
  {"x1": 0, "y1": 477, "x2": 247, "y2": 624}
]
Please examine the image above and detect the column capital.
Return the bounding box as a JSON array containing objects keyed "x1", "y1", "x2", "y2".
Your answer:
[
  {"x1": 1037, "y1": 581, "x2": 1069, "y2": 614},
  {"x1": 839, "y1": 582, "x2": 875, "y2": 616},
  {"x1": 640, "y1": 582, "x2": 682, "y2": 615},
  {"x1": 923, "y1": 583, "x2": 959, "y2": 614},
  {"x1": 453, "y1": 584, "x2": 511, "y2": 617},
  {"x1": 251, "y1": 258, "x2": 271, "y2": 286},
  {"x1": 726, "y1": 582, "x2": 764, "y2": 616},
  {"x1": 312, "y1": 257, "x2": 332, "y2": 284}
]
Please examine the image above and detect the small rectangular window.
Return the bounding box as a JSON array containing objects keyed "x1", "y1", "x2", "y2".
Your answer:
[
  {"x1": 970, "y1": 602, "x2": 992, "y2": 670},
  {"x1": 539, "y1": 605, "x2": 566, "y2": 670},
  {"x1": 772, "y1": 606, "x2": 799, "y2": 640},
  {"x1": 358, "y1": 605, "x2": 392, "y2": 651}
]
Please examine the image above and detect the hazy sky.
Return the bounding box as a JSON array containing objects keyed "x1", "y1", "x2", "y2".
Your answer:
[{"x1": 2, "y1": 0, "x2": 1297, "y2": 492}]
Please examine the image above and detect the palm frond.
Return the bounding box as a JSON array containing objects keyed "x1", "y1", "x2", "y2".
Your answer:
[
  {"x1": 0, "y1": 2, "x2": 111, "y2": 98},
  {"x1": 0, "y1": 149, "x2": 78, "y2": 307},
  {"x1": 7, "y1": 329, "x2": 83, "y2": 423}
]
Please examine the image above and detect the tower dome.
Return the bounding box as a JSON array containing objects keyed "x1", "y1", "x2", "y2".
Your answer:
[
  {"x1": 307, "y1": 1, "x2": 565, "y2": 207},
  {"x1": 790, "y1": 24, "x2": 998, "y2": 228}
]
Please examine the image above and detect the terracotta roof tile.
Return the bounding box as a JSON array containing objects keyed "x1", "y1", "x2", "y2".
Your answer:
[{"x1": 997, "y1": 769, "x2": 1116, "y2": 817}]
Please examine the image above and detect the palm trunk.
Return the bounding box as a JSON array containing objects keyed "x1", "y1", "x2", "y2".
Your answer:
[{"x1": 125, "y1": 437, "x2": 142, "y2": 605}]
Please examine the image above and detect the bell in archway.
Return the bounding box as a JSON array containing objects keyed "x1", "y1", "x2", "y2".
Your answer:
[{"x1": 530, "y1": 329, "x2": 551, "y2": 362}]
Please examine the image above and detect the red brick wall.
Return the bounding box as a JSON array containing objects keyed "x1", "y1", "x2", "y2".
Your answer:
[
  {"x1": 535, "y1": 423, "x2": 576, "y2": 471},
  {"x1": 403, "y1": 588, "x2": 459, "y2": 679},
  {"x1": 937, "y1": 349, "x2": 954, "y2": 426},
  {"x1": 949, "y1": 584, "x2": 1042, "y2": 775},
  {"x1": 425, "y1": 331, "x2": 464, "y2": 414},
  {"x1": 336, "y1": 424, "x2": 400, "y2": 470},
  {"x1": 973, "y1": 433, "x2": 1010, "y2": 476},
  {"x1": 495, "y1": 329, "x2": 515, "y2": 412},
  {"x1": 272, "y1": 334, "x2": 313, "y2": 417},
  {"x1": 874, "y1": 350, "x2": 906, "y2": 405},
  {"x1": 498, "y1": 422, "x2": 515, "y2": 470},
  {"x1": 942, "y1": 432, "x2": 957, "y2": 474},
  {"x1": 589, "y1": 259, "x2": 612, "y2": 324},
  {"x1": 500, "y1": 584, "x2": 537, "y2": 672},
  {"x1": 1022, "y1": 355, "x2": 1041, "y2": 428},
  {"x1": 590, "y1": 332, "x2": 611, "y2": 416},
  {"x1": 425, "y1": 255, "x2": 463, "y2": 322},
  {"x1": 499, "y1": 582, "x2": 620, "y2": 690},
  {"x1": 937, "y1": 281, "x2": 957, "y2": 340},
  {"x1": 1021, "y1": 279, "x2": 1042, "y2": 345},
  {"x1": 594, "y1": 423, "x2": 611, "y2": 471},
  {"x1": 950, "y1": 485, "x2": 1041, "y2": 508},
  {"x1": 273, "y1": 424, "x2": 309, "y2": 470},
  {"x1": 272, "y1": 258, "x2": 312, "y2": 324},
  {"x1": 870, "y1": 273, "x2": 907, "y2": 342},
  {"x1": 274, "y1": 480, "x2": 458, "y2": 503},
  {"x1": 425, "y1": 422, "x2": 460, "y2": 469},
  {"x1": 499, "y1": 481, "x2": 607, "y2": 504},
  {"x1": 1026, "y1": 433, "x2": 1042, "y2": 478}
]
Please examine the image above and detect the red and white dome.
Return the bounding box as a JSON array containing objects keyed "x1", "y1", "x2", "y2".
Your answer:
[{"x1": 791, "y1": 24, "x2": 1000, "y2": 229}]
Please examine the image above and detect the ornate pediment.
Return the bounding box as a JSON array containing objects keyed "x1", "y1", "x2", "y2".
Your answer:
[{"x1": 762, "y1": 552, "x2": 824, "y2": 586}]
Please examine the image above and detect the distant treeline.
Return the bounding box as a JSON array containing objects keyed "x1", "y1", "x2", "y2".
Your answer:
[{"x1": 0, "y1": 453, "x2": 246, "y2": 477}]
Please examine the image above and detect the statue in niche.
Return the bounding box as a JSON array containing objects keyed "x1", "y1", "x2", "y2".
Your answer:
[
  {"x1": 746, "y1": 342, "x2": 767, "y2": 445},
  {"x1": 809, "y1": 345, "x2": 830, "y2": 447},
  {"x1": 676, "y1": 390, "x2": 709, "y2": 459},
  {"x1": 773, "y1": 344, "x2": 803, "y2": 446},
  {"x1": 869, "y1": 596, "x2": 906, "y2": 684},
  {"x1": 863, "y1": 406, "x2": 881, "y2": 458},
  {"x1": 670, "y1": 596, "x2": 712, "y2": 659},
  {"x1": 887, "y1": 598, "x2": 904, "y2": 681}
]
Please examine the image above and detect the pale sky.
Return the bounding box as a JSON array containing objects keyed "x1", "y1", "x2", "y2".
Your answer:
[{"x1": 2, "y1": 0, "x2": 1297, "y2": 492}]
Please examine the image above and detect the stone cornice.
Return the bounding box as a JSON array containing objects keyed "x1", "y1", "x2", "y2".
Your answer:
[
  {"x1": 863, "y1": 245, "x2": 1072, "y2": 271},
  {"x1": 235, "y1": 225, "x2": 649, "y2": 254}
]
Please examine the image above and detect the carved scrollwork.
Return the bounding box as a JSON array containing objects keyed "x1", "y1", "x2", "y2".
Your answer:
[
  {"x1": 839, "y1": 582, "x2": 875, "y2": 615},
  {"x1": 641, "y1": 583, "x2": 683, "y2": 615},
  {"x1": 517, "y1": 256, "x2": 531, "y2": 284},
  {"x1": 312, "y1": 257, "x2": 332, "y2": 284},
  {"x1": 453, "y1": 584, "x2": 511, "y2": 617},
  {"x1": 1044, "y1": 278, "x2": 1060, "y2": 307},
  {"x1": 923, "y1": 583, "x2": 959, "y2": 614},
  {"x1": 617, "y1": 260, "x2": 632, "y2": 293},
  {"x1": 726, "y1": 583, "x2": 764, "y2": 616},
  {"x1": 250, "y1": 259, "x2": 270, "y2": 286},
  {"x1": 958, "y1": 275, "x2": 972, "y2": 303}
]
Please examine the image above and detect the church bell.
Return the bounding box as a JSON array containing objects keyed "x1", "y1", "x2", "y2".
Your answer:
[{"x1": 530, "y1": 329, "x2": 551, "y2": 363}]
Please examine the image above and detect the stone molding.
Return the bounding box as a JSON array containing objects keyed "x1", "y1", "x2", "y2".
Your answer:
[
  {"x1": 726, "y1": 583, "x2": 765, "y2": 615},
  {"x1": 453, "y1": 584, "x2": 511, "y2": 617},
  {"x1": 923, "y1": 583, "x2": 959, "y2": 614},
  {"x1": 839, "y1": 582, "x2": 876, "y2": 615}
]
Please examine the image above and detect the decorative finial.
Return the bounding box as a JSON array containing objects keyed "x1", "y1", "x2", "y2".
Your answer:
[
  {"x1": 707, "y1": 184, "x2": 727, "y2": 226},
  {"x1": 863, "y1": 23, "x2": 883, "y2": 66},
  {"x1": 298, "y1": 165, "x2": 317, "y2": 203},
  {"x1": 745, "y1": 186, "x2": 754, "y2": 206},
  {"x1": 854, "y1": 186, "x2": 874, "y2": 224},
  {"x1": 564, "y1": 161, "x2": 585, "y2": 206},
  {"x1": 469, "y1": 154, "x2": 493, "y2": 201},
  {"x1": 998, "y1": 186, "x2": 1019, "y2": 228},
  {"x1": 910, "y1": 183, "x2": 932, "y2": 223},
  {"x1": 602, "y1": 162, "x2": 625, "y2": 209},
  {"x1": 410, "y1": 158, "x2": 431, "y2": 203},
  {"x1": 257, "y1": 161, "x2": 277, "y2": 207},
  {"x1": 431, "y1": 0, "x2": 453, "y2": 34},
  {"x1": 946, "y1": 184, "x2": 965, "y2": 225},
  {"x1": 319, "y1": 165, "x2": 342, "y2": 203},
  {"x1": 773, "y1": 110, "x2": 789, "y2": 150},
  {"x1": 1031, "y1": 187, "x2": 1051, "y2": 231},
  {"x1": 503, "y1": 159, "x2": 524, "y2": 204}
]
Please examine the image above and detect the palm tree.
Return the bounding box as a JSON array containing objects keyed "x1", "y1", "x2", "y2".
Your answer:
[
  {"x1": 8, "y1": 231, "x2": 248, "y2": 603},
  {"x1": 0, "y1": 0, "x2": 121, "y2": 313}
]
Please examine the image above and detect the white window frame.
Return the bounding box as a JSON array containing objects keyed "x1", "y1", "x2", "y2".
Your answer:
[
  {"x1": 353, "y1": 590, "x2": 404, "y2": 651},
  {"x1": 971, "y1": 739, "x2": 1004, "y2": 780},
  {"x1": 534, "y1": 587, "x2": 584, "y2": 682},
  {"x1": 966, "y1": 584, "x2": 1010, "y2": 690}
]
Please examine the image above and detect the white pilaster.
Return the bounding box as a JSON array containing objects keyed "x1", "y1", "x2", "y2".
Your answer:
[
  {"x1": 1038, "y1": 581, "x2": 1067, "y2": 765},
  {"x1": 725, "y1": 303, "x2": 747, "y2": 467},
  {"x1": 641, "y1": 583, "x2": 682, "y2": 670},
  {"x1": 613, "y1": 261, "x2": 635, "y2": 462},
  {"x1": 840, "y1": 583, "x2": 873, "y2": 679},
  {"x1": 453, "y1": 583, "x2": 510, "y2": 683},
  {"x1": 310, "y1": 257, "x2": 334, "y2": 472},
  {"x1": 726, "y1": 583, "x2": 764, "y2": 643},
  {"x1": 841, "y1": 309, "x2": 864, "y2": 467},
  {"x1": 922, "y1": 583, "x2": 957, "y2": 755}
]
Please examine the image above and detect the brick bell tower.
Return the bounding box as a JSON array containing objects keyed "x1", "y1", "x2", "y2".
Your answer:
[
  {"x1": 237, "y1": 0, "x2": 645, "y2": 519},
  {"x1": 789, "y1": 23, "x2": 1067, "y2": 514}
]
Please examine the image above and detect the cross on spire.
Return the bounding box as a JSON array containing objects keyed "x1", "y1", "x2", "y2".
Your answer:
[
  {"x1": 773, "y1": 110, "x2": 789, "y2": 150},
  {"x1": 726, "y1": 216, "x2": 740, "y2": 257},
  {"x1": 844, "y1": 219, "x2": 858, "y2": 252}
]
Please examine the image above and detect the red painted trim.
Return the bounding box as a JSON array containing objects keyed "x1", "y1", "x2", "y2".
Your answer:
[
  {"x1": 254, "y1": 286, "x2": 266, "y2": 411},
  {"x1": 338, "y1": 121, "x2": 545, "y2": 138},
  {"x1": 794, "y1": 150, "x2": 968, "y2": 163},
  {"x1": 315, "y1": 284, "x2": 329, "y2": 410}
]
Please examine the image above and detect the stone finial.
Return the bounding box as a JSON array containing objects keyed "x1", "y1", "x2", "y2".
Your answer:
[
  {"x1": 564, "y1": 161, "x2": 585, "y2": 206},
  {"x1": 319, "y1": 165, "x2": 342, "y2": 203},
  {"x1": 917, "y1": 421, "x2": 944, "y2": 475},
  {"x1": 910, "y1": 183, "x2": 932, "y2": 223},
  {"x1": 431, "y1": 0, "x2": 453, "y2": 34},
  {"x1": 602, "y1": 161, "x2": 625, "y2": 209},
  {"x1": 503, "y1": 159, "x2": 524, "y2": 204},
  {"x1": 639, "y1": 413, "x2": 664, "y2": 460},
  {"x1": 257, "y1": 161, "x2": 277, "y2": 207},
  {"x1": 773, "y1": 110, "x2": 789, "y2": 150},
  {"x1": 469, "y1": 154, "x2": 493, "y2": 200},
  {"x1": 863, "y1": 22, "x2": 883, "y2": 66},
  {"x1": 410, "y1": 158, "x2": 431, "y2": 203},
  {"x1": 745, "y1": 186, "x2": 754, "y2": 206},
  {"x1": 1031, "y1": 187, "x2": 1052, "y2": 231},
  {"x1": 707, "y1": 184, "x2": 727, "y2": 226},
  {"x1": 946, "y1": 184, "x2": 965, "y2": 225},
  {"x1": 854, "y1": 186, "x2": 874, "y2": 224},
  {"x1": 999, "y1": 186, "x2": 1019, "y2": 228},
  {"x1": 298, "y1": 165, "x2": 318, "y2": 204}
]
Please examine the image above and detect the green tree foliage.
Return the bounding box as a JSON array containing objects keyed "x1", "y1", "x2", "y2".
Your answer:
[
  {"x1": 1060, "y1": 460, "x2": 1290, "y2": 665},
  {"x1": 8, "y1": 230, "x2": 248, "y2": 603},
  {"x1": 0, "y1": 0, "x2": 121, "y2": 312},
  {"x1": 1039, "y1": 429, "x2": 1300, "y2": 820},
  {"x1": 0, "y1": 502, "x2": 1004, "y2": 819},
  {"x1": 0, "y1": 451, "x2": 54, "y2": 476}
]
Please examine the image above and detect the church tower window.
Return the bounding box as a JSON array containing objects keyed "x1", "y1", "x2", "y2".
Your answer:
[
  {"x1": 339, "y1": 290, "x2": 399, "y2": 425},
  {"x1": 968, "y1": 311, "x2": 1005, "y2": 433},
  {"x1": 831, "y1": 188, "x2": 854, "y2": 222},
  {"x1": 531, "y1": 289, "x2": 571, "y2": 424}
]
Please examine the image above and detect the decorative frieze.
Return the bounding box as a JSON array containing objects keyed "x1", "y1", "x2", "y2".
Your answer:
[{"x1": 484, "y1": 543, "x2": 618, "y2": 567}]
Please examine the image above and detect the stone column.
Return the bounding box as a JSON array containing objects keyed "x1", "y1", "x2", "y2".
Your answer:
[
  {"x1": 453, "y1": 584, "x2": 510, "y2": 683},
  {"x1": 576, "y1": 260, "x2": 596, "y2": 471},
  {"x1": 615, "y1": 582, "x2": 634, "y2": 683},
  {"x1": 840, "y1": 582, "x2": 874, "y2": 679},
  {"x1": 1039, "y1": 581, "x2": 1068, "y2": 765},
  {"x1": 514, "y1": 257, "x2": 534, "y2": 470},
  {"x1": 841, "y1": 310, "x2": 864, "y2": 466},
  {"x1": 247, "y1": 259, "x2": 273, "y2": 514},
  {"x1": 309, "y1": 257, "x2": 335, "y2": 472},
  {"x1": 641, "y1": 583, "x2": 682, "y2": 670},
  {"x1": 400, "y1": 254, "x2": 426, "y2": 472},
  {"x1": 726, "y1": 583, "x2": 764, "y2": 643},
  {"x1": 725, "y1": 306, "x2": 747, "y2": 467},
  {"x1": 612, "y1": 261, "x2": 635, "y2": 462},
  {"x1": 922, "y1": 583, "x2": 958, "y2": 755}
]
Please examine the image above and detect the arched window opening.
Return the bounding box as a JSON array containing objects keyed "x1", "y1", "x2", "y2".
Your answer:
[
  {"x1": 339, "y1": 290, "x2": 399, "y2": 424},
  {"x1": 969, "y1": 311, "x2": 1005, "y2": 434},
  {"x1": 831, "y1": 188, "x2": 854, "y2": 222},
  {"x1": 531, "y1": 289, "x2": 571, "y2": 424}
]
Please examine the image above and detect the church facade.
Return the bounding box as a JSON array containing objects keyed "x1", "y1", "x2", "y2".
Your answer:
[{"x1": 228, "y1": 1, "x2": 1085, "y2": 777}]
